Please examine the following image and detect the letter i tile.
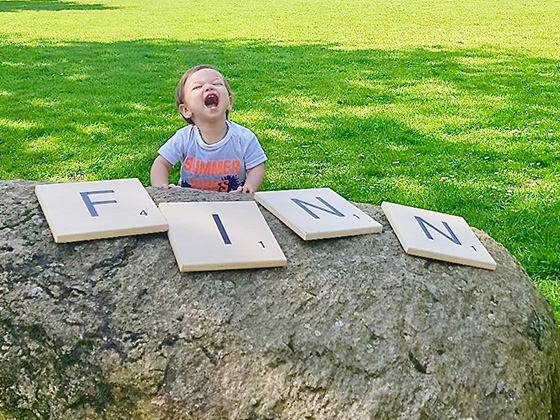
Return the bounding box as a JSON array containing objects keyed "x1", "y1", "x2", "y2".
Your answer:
[{"x1": 158, "y1": 201, "x2": 286, "y2": 272}]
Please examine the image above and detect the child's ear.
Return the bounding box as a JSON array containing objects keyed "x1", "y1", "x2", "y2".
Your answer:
[
  {"x1": 227, "y1": 94, "x2": 233, "y2": 111},
  {"x1": 178, "y1": 103, "x2": 192, "y2": 120}
]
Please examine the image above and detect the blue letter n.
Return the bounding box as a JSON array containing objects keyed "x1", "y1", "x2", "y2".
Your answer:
[
  {"x1": 291, "y1": 197, "x2": 345, "y2": 219},
  {"x1": 414, "y1": 216, "x2": 462, "y2": 245}
]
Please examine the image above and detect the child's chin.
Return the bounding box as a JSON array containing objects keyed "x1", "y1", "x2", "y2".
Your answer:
[
  {"x1": 207, "y1": 107, "x2": 227, "y2": 116},
  {"x1": 195, "y1": 111, "x2": 227, "y2": 122}
]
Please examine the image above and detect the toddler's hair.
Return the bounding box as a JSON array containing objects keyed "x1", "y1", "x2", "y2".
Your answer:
[{"x1": 175, "y1": 65, "x2": 233, "y2": 124}]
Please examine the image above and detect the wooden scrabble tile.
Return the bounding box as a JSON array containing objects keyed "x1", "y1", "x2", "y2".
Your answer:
[
  {"x1": 158, "y1": 201, "x2": 286, "y2": 272},
  {"x1": 381, "y1": 202, "x2": 496, "y2": 270},
  {"x1": 254, "y1": 188, "x2": 382, "y2": 240},
  {"x1": 35, "y1": 178, "x2": 168, "y2": 243}
]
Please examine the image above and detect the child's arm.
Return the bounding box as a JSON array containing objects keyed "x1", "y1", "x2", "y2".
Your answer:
[
  {"x1": 150, "y1": 155, "x2": 176, "y2": 188},
  {"x1": 237, "y1": 162, "x2": 265, "y2": 194}
]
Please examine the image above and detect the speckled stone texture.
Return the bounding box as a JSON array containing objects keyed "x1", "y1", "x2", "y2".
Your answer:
[{"x1": 0, "y1": 179, "x2": 558, "y2": 419}]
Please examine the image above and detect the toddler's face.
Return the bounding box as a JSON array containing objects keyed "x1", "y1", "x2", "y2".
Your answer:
[{"x1": 180, "y1": 69, "x2": 232, "y2": 124}]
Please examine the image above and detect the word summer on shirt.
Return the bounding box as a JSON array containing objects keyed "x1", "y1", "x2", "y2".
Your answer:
[
  {"x1": 158, "y1": 121, "x2": 267, "y2": 192},
  {"x1": 182, "y1": 157, "x2": 242, "y2": 191}
]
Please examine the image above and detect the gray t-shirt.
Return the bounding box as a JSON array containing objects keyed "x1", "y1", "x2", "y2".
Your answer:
[{"x1": 158, "y1": 121, "x2": 267, "y2": 192}]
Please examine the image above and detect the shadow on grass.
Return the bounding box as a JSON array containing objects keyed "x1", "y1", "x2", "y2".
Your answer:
[
  {"x1": 0, "y1": 0, "x2": 114, "y2": 12},
  {"x1": 0, "y1": 38, "x2": 558, "y2": 280}
]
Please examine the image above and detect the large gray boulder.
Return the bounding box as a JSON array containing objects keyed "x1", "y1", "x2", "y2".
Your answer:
[{"x1": 0, "y1": 179, "x2": 558, "y2": 419}]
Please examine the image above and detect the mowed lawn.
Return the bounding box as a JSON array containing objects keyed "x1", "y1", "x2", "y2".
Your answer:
[{"x1": 0, "y1": 0, "x2": 559, "y2": 320}]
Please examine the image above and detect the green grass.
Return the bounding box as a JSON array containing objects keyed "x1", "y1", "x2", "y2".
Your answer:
[{"x1": 0, "y1": 0, "x2": 559, "y2": 321}]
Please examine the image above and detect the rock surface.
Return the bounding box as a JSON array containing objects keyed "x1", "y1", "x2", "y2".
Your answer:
[{"x1": 0, "y1": 179, "x2": 558, "y2": 419}]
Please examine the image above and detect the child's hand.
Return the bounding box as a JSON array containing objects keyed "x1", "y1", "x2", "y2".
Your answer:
[
  {"x1": 236, "y1": 185, "x2": 255, "y2": 194},
  {"x1": 236, "y1": 163, "x2": 264, "y2": 194},
  {"x1": 150, "y1": 156, "x2": 174, "y2": 188}
]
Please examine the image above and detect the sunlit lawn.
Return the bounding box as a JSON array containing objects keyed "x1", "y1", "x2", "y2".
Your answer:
[{"x1": 0, "y1": 0, "x2": 559, "y2": 321}]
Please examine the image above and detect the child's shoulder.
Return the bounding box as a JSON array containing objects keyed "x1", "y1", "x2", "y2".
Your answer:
[
  {"x1": 167, "y1": 124, "x2": 197, "y2": 144},
  {"x1": 228, "y1": 121, "x2": 256, "y2": 139},
  {"x1": 175, "y1": 124, "x2": 196, "y2": 137}
]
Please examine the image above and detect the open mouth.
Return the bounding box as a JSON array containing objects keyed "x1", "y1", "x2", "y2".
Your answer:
[{"x1": 204, "y1": 94, "x2": 219, "y2": 109}]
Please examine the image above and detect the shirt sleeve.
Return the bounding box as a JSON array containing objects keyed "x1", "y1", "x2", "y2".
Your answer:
[
  {"x1": 157, "y1": 129, "x2": 185, "y2": 166},
  {"x1": 243, "y1": 132, "x2": 268, "y2": 170}
]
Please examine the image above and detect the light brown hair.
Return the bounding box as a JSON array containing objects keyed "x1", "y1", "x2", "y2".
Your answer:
[{"x1": 174, "y1": 65, "x2": 233, "y2": 124}]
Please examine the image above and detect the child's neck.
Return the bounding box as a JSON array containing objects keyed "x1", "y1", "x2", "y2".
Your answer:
[{"x1": 196, "y1": 120, "x2": 228, "y2": 145}]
